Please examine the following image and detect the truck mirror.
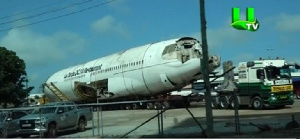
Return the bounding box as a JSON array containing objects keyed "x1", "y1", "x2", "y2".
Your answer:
[
  {"x1": 247, "y1": 61, "x2": 255, "y2": 67},
  {"x1": 295, "y1": 63, "x2": 300, "y2": 69}
]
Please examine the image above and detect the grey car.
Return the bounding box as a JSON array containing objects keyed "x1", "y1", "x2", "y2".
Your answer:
[{"x1": 0, "y1": 110, "x2": 29, "y2": 138}]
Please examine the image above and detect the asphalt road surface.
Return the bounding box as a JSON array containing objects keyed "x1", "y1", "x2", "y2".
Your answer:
[{"x1": 31, "y1": 99, "x2": 300, "y2": 138}]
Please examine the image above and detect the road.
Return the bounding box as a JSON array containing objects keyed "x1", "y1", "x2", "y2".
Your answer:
[{"x1": 43, "y1": 99, "x2": 300, "y2": 138}]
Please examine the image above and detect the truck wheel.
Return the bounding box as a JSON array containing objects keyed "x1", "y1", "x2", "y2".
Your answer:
[
  {"x1": 78, "y1": 118, "x2": 86, "y2": 132},
  {"x1": 251, "y1": 96, "x2": 264, "y2": 110},
  {"x1": 46, "y1": 124, "x2": 57, "y2": 138},
  {"x1": 297, "y1": 94, "x2": 300, "y2": 99},
  {"x1": 275, "y1": 105, "x2": 285, "y2": 109},
  {"x1": 219, "y1": 96, "x2": 229, "y2": 109}
]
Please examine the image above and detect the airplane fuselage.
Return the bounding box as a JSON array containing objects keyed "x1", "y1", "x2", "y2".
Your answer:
[{"x1": 43, "y1": 37, "x2": 220, "y2": 102}]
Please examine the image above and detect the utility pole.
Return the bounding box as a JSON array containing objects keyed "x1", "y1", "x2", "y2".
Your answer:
[{"x1": 199, "y1": 0, "x2": 213, "y2": 137}]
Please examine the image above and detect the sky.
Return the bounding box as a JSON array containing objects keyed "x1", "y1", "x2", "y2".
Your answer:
[{"x1": 0, "y1": 0, "x2": 299, "y2": 94}]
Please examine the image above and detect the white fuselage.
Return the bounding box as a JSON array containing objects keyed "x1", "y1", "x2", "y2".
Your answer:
[{"x1": 43, "y1": 37, "x2": 220, "y2": 102}]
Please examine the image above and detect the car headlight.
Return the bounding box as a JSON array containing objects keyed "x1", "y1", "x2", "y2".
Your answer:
[{"x1": 35, "y1": 117, "x2": 48, "y2": 124}]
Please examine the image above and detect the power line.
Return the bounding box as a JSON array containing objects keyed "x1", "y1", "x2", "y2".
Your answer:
[
  {"x1": 0, "y1": 0, "x2": 94, "y2": 25},
  {"x1": 0, "y1": 0, "x2": 66, "y2": 20},
  {"x1": 0, "y1": 0, "x2": 118, "y2": 33}
]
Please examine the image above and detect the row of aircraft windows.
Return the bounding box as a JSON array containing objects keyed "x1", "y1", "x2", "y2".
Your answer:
[{"x1": 98, "y1": 60, "x2": 144, "y2": 73}]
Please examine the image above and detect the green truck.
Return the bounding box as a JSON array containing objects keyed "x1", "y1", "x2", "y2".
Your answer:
[{"x1": 210, "y1": 59, "x2": 299, "y2": 110}]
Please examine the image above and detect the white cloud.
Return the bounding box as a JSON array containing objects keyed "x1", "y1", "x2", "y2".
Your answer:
[
  {"x1": 90, "y1": 15, "x2": 131, "y2": 38},
  {"x1": 0, "y1": 29, "x2": 86, "y2": 67},
  {"x1": 275, "y1": 14, "x2": 300, "y2": 32},
  {"x1": 265, "y1": 13, "x2": 300, "y2": 32},
  {"x1": 107, "y1": 0, "x2": 130, "y2": 14}
]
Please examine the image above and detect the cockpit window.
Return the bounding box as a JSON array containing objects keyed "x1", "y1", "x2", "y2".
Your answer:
[{"x1": 162, "y1": 44, "x2": 177, "y2": 60}]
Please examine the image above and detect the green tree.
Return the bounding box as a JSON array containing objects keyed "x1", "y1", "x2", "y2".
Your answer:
[{"x1": 0, "y1": 47, "x2": 34, "y2": 108}]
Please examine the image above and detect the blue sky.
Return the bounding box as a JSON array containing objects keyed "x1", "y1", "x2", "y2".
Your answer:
[{"x1": 0, "y1": 0, "x2": 299, "y2": 94}]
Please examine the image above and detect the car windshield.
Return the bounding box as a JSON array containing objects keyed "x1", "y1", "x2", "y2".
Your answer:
[{"x1": 31, "y1": 107, "x2": 57, "y2": 114}]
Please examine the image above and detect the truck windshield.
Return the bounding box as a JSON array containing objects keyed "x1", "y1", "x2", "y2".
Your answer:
[
  {"x1": 31, "y1": 107, "x2": 57, "y2": 114},
  {"x1": 266, "y1": 66, "x2": 291, "y2": 80}
]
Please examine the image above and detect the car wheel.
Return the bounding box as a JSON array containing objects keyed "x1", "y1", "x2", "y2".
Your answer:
[
  {"x1": 78, "y1": 118, "x2": 86, "y2": 132},
  {"x1": 0, "y1": 128, "x2": 7, "y2": 138},
  {"x1": 20, "y1": 135, "x2": 30, "y2": 138},
  {"x1": 46, "y1": 124, "x2": 57, "y2": 138}
]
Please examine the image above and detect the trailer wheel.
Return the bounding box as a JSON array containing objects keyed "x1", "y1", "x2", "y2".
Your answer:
[
  {"x1": 146, "y1": 103, "x2": 154, "y2": 110},
  {"x1": 154, "y1": 102, "x2": 162, "y2": 110},
  {"x1": 211, "y1": 98, "x2": 219, "y2": 109},
  {"x1": 125, "y1": 105, "x2": 132, "y2": 110},
  {"x1": 78, "y1": 118, "x2": 86, "y2": 132},
  {"x1": 132, "y1": 104, "x2": 139, "y2": 110},
  {"x1": 219, "y1": 96, "x2": 229, "y2": 109},
  {"x1": 251, "y1": 96, "x2": 264, "y2": 110},
  {"x1": 229, "y1": 97, "x2": 239, "y2": 109},
  {"x1": 162, "y1": 101, "x2": 170, "y2": 110}
]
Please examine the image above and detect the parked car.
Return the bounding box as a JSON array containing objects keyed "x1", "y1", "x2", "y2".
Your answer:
[
  {"x1": 17, "y1": 102, "x2": 92, "y2": 138},
  {"x1": 0, "y1": 110, "x2": 29, "y2": 138}
]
